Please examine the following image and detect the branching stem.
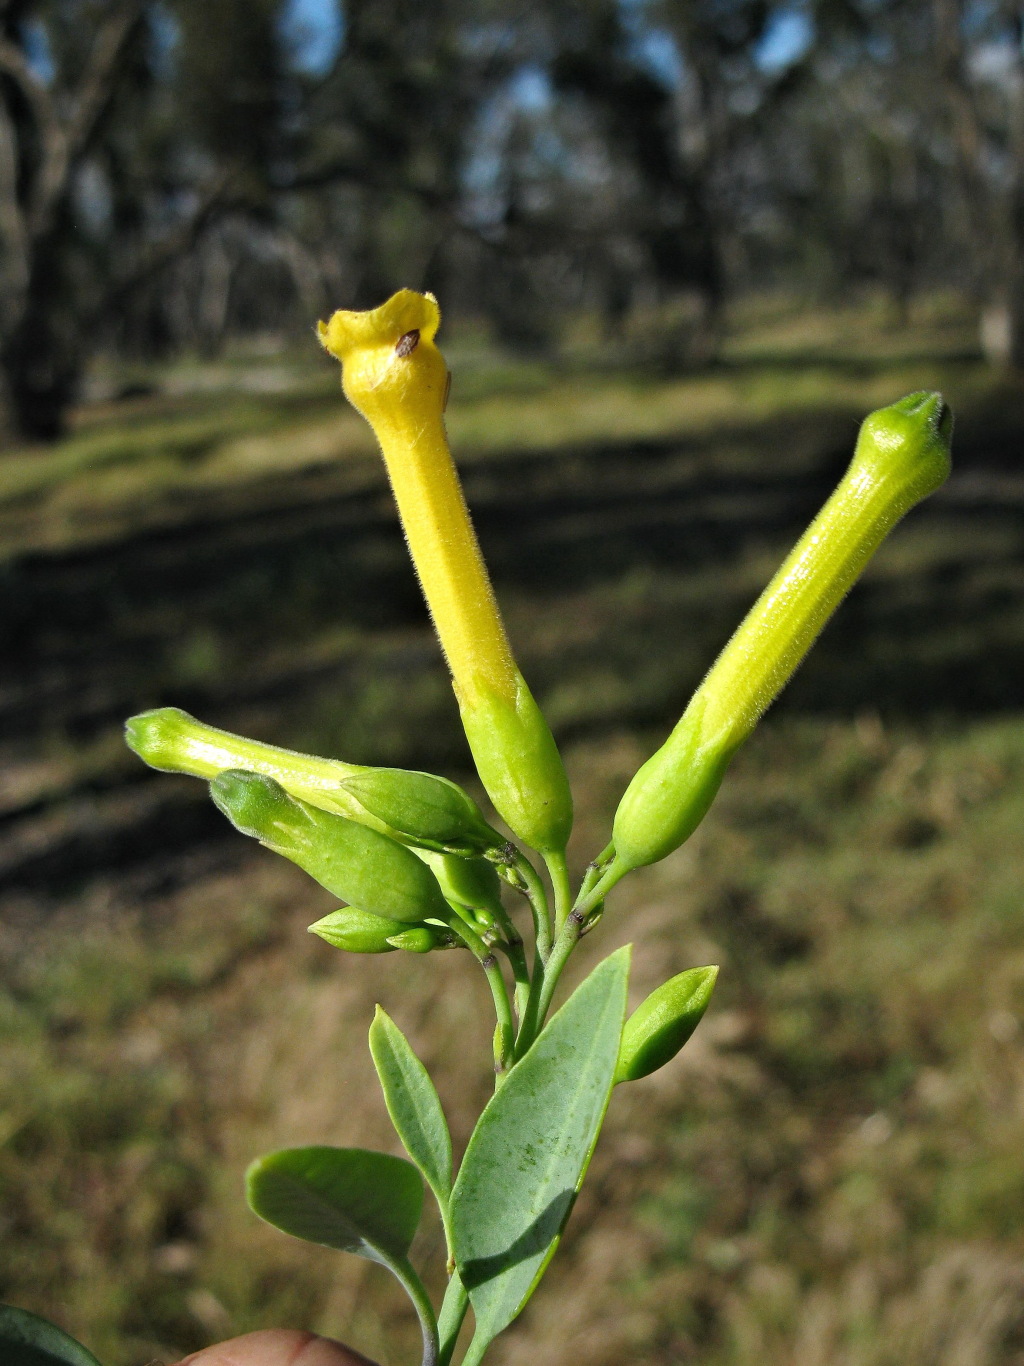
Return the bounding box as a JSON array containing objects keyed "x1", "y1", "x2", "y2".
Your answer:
[
  {"x1": 512, "y1": 852, "x2": 552, "y2": 961},
  {"x1": 448, "y1": 916, "x2": 515, "y2": 1076}
]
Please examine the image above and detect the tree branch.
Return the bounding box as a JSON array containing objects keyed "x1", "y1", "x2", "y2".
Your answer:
[
  {"x1": 104, "y1": 172, "x2": 230, "y2": 312},
  {"x1": 0, "y1": 96, "x2": 28, "y2": 319},
  {"x1": 0, "y1": 36, "x2": 65, "y2": 229},
  {"x1": 65, "y1": 0, "x2": 144, "y2": 168},
  {"x1": 29, "y1": 0, "x2": 144, "y2": 239}
]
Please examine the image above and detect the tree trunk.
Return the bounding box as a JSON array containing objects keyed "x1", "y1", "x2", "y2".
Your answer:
[
  {"x1": 0, "y1": 232, "x2": 85, "y2": 442},
  {"x1": 1, "y1": 301, "x2": 82, "y2": 443}
]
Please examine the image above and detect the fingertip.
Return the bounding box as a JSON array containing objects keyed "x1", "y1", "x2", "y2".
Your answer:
[{"x1": 174, "y1": 1328, "x2": 378, "y2": 1366}]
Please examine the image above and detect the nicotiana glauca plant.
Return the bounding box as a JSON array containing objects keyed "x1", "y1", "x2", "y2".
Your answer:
[{"x1": 0, "y1": 291, "x2": 954, "y2": 1366}]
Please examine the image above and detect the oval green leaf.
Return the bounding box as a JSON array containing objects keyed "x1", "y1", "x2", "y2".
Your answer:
[
  {"x1": 369, "y1": 1007, "x2": 453, "y2": 1215},
  {"x1": 246, "y1": 1146, "x2": 422, "y2": 1262},
  {"x1": 450, "y1": 946, "x2": 630, "y2": 1357},
  {"x1": 247, "y1": 1147, "x2": 439, "y2": 1366},
  {"x1": 0, "y1": 1305, "x2": 102, "y2": 1366}
]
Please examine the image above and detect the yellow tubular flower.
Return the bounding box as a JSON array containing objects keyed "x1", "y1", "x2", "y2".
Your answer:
[
  {"x1": 609, "y1": 390, "x2": 953, "y2": 877},
  {"x1": 318, "y1": 290, "x2": 572, "y2": 855}
]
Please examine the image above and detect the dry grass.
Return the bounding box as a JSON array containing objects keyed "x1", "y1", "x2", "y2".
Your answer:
[{"x1": 3, "y1": 713, "x2": 1024, "y2": 1365}]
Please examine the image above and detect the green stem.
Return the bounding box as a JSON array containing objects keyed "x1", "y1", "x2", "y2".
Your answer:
[
  {"x1": 513, "y1": 848, "x2": 626, "y2": 1059},
  {"x1": 573, "y1": 856, "x2": 627, "y2": 921},
  {"x1": 497, "y1": 932, "x2": 530, "y2": 1022},
  {"x1": 449, "y1": 917, "x2": 515, "y2": 1076},
  {"x1": 437, "y1": 1273, "x2": 469, "y2": 1366},
  {"x1": 545, "y1": 847, "x2": 572, "y2": 934},
  {"x1": 527, "y1": 907, "x2": 586, "y2": 1043},
  {"x1": 393, "y1": 1256, "x2": 440, "y2": 1366},
  {"x1": 577, "y1": 843, "x2": 614, "y2": 908},
  {"x1": 437, "y1": 1269, "x2": 470, "y2": 1366},
  {"x1": 513, "y1": 852, "x2": 552, "y2": 961}
]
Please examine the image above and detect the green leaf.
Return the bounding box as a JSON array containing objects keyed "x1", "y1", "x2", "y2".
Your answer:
[
  {"x1": 247, "y1": 1147, "x2": 440, "y2": 1366},
  {"x1": 246, "y1": 1146, "x2": 422, "y2": 1262},
  {"x1": 0, "y1": 1305, "x2": 102, "y2": 1366},
  {"x1": 450, "y1": 946, "x2": 630, "y2": 1359},
  {"x1": 369, "y1": 1007, "x2": 454, "y2": 1217}
]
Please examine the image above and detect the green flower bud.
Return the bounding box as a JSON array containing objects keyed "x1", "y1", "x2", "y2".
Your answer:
[
  {"x1": 615, "y1": 966, "x2": 718, "y2": 1083},
  {"x1": 338, "y1": 768, "x2": 503, "y2": 856},
  {"x1": 210, "y1": 770, "x2": 450, "y2": 923},
  {"x1": 125, "y1": 708, "x2": 385, "y2": 828},
  {"x1": 611, "y1": 392, "x2": 952, "y2": 874},
  {"x1": 309, "y1": 906, "x2": 407, "y2": 953},
  {"x1": 459, "y1": 673, "x2": 573, "y2": 856},
  {"x1": 386, "y1": 926, "x2": 455, "y2": 953},
  {"x1": 308, "y1": 907, "x2": 458, "y2": 954},
  {"x1": 417, "y1": 849, "x2": 505, "y2": 925}
]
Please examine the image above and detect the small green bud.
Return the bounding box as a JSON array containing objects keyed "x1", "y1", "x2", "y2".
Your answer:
[
  {"x1": 309, "y1": 908, "x2": 457, "y2": 954},
  {"x1": 386, "y1": 926, "x2": 455, "y2": 953},
  {"x1": 459, "y1": 672, "x2": 573, "y2": 855},
  {"x1": 210, "y1": 770, "x2": 450, "y2": 923},
  {"x1": 615, "y1": 966, "x2": 718, "y2": 1083},
  {"x1": 418, "y1": 849, "x2": 505, "y2": 925},
  {"x1": 611, "y1": 392, "x2": 952, "y2": 874},
  {"x1": 309, "y1": 906, "x2": 408, "y2": 953},
  {"x1": 338, "y1": 768, "x2": 503, "y2": 856}
]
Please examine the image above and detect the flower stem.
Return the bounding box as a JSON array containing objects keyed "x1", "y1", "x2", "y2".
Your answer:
[
  {"x1": 545, "y1": 847, "x2": 572, "y2": 935},
  {"x1": 448, "y1": 916, "x2": 515, "y2": 1076},
  {"x1": 437, "y1": 1271, "x2": 469, "y2": 1366},
  {"x1": 393, "y1": 1256, "x2": 440, "y2": 1366}
]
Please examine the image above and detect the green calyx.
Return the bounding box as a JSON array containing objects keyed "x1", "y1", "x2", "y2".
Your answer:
[
  {"x1": 458, "y1": 670, "x2": 573, "y2": 856},
  {"x1": 417, "y1": 850, "x2": 506, "y2": 926},
  {"x1": 309, "y1": 907, "x2": 457, "y2": 954},
  {"x1": 610, "y1": 391, "x2": 953, "y2": 875},
  {"x1": 339, "y1": 767, "x2": 504, "y2": 856},
  {"x1": 615, "y1": 965, "x2": 718, "y2": 1083},
  {"x1": 210, "y1": 770, "x2": 450, "y2": 924}
]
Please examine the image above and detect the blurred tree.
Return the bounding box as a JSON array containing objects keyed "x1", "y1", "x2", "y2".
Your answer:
[
  {"x1": 2, "y1": 0, "x2": 1015, "y2": 440},
  {"x1": 931, "y1": 0, "x2": 1024, "y2": 363},
  {"x1": 0, "y1": 0, "x2": 288, "y2": 440}
]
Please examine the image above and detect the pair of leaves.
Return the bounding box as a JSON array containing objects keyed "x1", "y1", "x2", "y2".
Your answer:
[
  {"x1": 249, "y1": 947, "x2": 630, "y2": 1366},
  {"x1": 0, "y1": 1306, "x2": 102, "y2": 1366},
  {"x1": 247, "y1": 1009, "x2": 458, "y2": 1366},
  {"x1": 367, "y1": 947, "x2": 629, "y2": 1363}
]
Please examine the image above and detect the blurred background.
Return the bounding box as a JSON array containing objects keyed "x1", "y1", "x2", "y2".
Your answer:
[{"x1": 2, "y1": 0, "x2": 1024, "y2": 1363}]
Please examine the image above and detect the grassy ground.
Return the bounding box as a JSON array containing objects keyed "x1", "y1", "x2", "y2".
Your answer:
[
  {"x1": 1, "y1": 293, "x2": 1024, "y2": 1365},
  {"x1": 2, "y1": 716, "x2": 1024, "y2": 1366}
]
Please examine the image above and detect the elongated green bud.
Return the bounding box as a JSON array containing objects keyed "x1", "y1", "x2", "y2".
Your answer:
[
  {"x1": 417, "y1": 849, "x2": 506, "y2": 925},
  {"x1": 125, "y1": 708, "x2": 386, "y2": 828},
  {"x1": 615, "y1": 966, "x2": 718, "y2": 1083},
  {"x1": 611, "y1": 392, "x2": 953, "y2": 874},
  {"x1": 210, "y1": 770, "x2": 450, "y2": 923},
  {"x1": 459, "y1": 673, "x2": 573, "y2": 855},
  {"x1": 309, "y1": 906, "x2": 405, "y2": 953},
  {"x1": 338, "y1": 768, "x2": 503, "y2": 856},
  {"x1": 309, "y1": 907, "x2": 457, "y2": 954}
]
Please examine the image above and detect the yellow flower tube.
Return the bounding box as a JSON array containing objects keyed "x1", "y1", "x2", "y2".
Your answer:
[
  {"x1": 608, "y1": 390, "x2": 953, "y2": 879},
  {"x1": 318, "y1": 290, "x2": 572, "y2": 855}
]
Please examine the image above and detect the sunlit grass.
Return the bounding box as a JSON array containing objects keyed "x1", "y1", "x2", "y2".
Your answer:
[
  {"x1": 3, "y1": 714, "x2": 1024, "y2": 1364},
  {"x1": 1, "y1": 293, "x2": 1016, "y2": 560}
]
